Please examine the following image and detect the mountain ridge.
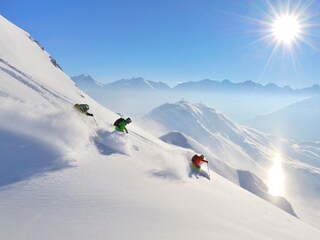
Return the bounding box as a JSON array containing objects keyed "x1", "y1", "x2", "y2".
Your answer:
[{"x1": 72, "y1": 74, "x2": 320, "y2": 95}]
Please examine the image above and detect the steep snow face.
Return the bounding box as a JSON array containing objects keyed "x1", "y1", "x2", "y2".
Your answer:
[
  {"x1": 144, "y1": 101, "x2": 320, "y2": 229},
  {"x1": 0, "y1": 14, "x2": 118, "y2": 186},
  {"x1": 1, "y1": 15, "x2": 320, "y2": 239},
  {"x1": 245, "y1": 94, "x2": 320, "y2": 141},
  {"x1": 0, "y1": 17, "x2": 80, "y2": 104}
]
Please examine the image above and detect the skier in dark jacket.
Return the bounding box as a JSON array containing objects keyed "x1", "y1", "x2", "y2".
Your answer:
[{"x1": 114, "y1": 117, "x2": 132, "y2": 133}]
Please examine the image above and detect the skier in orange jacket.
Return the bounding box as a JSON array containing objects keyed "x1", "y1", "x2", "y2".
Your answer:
[{"x1": 191, "y1": 154, "x2": 208, "y2": 171}]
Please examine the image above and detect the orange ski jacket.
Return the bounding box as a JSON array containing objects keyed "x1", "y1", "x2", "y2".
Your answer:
[{"x1": 191, "y1": 155, "x2": 208, "y2": 167}]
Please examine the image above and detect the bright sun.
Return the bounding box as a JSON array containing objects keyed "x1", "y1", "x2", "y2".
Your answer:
[{"x1": 272, "y1": 14, "x2": 301, "y2": 44}]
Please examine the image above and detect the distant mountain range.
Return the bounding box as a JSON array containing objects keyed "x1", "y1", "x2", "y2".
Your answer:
[
  {"x1": 72, "y1": 74, "x2": 320, "y2": 95},
  {"x1": 105, "y1": 77, "x2": 170, "y2": 91},
  {"x1": 244, "y1": 94, "x2": 320, "y2": 141},
  {"x1": 72, "y1": 75, "x2": 170, "y2": 91},
  {"x1": 174, "y1": 79, "x2": 320, "y2": 95}
]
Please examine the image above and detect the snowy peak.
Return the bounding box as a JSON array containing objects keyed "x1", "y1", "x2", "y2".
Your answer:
[
  {"x1": 144, "y1": 100, "x2": 257, "y2": 169},
  {"x1": 72, "y1": 75, "x2": 171, "y2": 92},
  {"x1": 106, "y1": 77, "x2": 155, "y2": 90},
  {"x1": 71, "y1": 74, "x2": 102, "y2": 89},
  {"x1": 105, "y1": 77, "x2": 170, "y2": 91},
  {"x1": 146, "y1": 100, "x2": 241, "y2": 141}
]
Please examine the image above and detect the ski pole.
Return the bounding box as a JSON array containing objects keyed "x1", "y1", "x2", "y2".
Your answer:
[
  {"x1": 92, "y1": 116, "x2": 99, "y2": 127},
  {"x1": 207, "y1": 162, "x2": 211, "y2": 179}
]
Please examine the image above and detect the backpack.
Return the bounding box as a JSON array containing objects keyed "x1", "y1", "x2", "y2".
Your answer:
[
  {"x1": 79, "y1": 104, "x2": 90, "y2": 112},
  {"x1": 114, "y1": 118, "x2": 125, "y2": 127},
  {"x1": 191, "y1": 155, "x2": 197, "y2": 163}
]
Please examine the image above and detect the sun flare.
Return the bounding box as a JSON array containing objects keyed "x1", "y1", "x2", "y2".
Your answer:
[
  {"x1": 272, "y1": 14, "x2": 301, "y2": 44},
  {"x1": 268, "y1": 153, "x2": 285, "y2": 196}
]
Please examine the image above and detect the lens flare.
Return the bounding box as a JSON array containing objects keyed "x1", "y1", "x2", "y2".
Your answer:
[{"x1": 268, "y1": 153, "x2": 285, "y2": 196}]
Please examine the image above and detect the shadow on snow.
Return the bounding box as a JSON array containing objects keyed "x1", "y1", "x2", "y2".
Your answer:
[{"x1": 0, "y1": 129, "x2": 71, "y2": 188}]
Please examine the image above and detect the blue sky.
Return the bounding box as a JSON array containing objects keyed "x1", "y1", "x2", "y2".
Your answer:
[{"x1": 1, "y1": 0, "x2": 320, "y2": 87}]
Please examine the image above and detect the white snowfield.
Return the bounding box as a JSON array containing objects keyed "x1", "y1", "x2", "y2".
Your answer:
[{"x1": 0, "y1": 15, "x2": 320, "y2": 240}]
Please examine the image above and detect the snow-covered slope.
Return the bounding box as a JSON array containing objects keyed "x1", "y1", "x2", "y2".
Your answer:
[
  {"x1": 160, "y1": 131, "x2": 239, "y2": 184},
  {"x1": 159, "y1": 131, "x2": 298, "y2": 217},
  {"x1": 244, "y1": 95, "x2": 320, "y2": 141},
  {"x1": 1, "y1": 15, "x2": 320, "y2": 240},
  {"x1": 144, "y1": 101, "x2": 320, "y2": 229}
]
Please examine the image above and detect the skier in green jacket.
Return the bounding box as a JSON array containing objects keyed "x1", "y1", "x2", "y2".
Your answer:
[
  {"x1": 114, "y1": 117, "x2": 132, "y2": 133},
  {"x1": 74, "y1": 103, "x2": 94, "y2": 117}
]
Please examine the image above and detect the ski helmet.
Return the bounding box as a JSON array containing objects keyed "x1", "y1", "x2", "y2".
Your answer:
[{"x1": 126, "y1": 118, "x2": 132, "y2": 124}]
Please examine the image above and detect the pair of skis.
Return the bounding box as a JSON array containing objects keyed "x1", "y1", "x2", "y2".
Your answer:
[{"x1": 193, "y1": 163, "x2": 211, "y2": 180}]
